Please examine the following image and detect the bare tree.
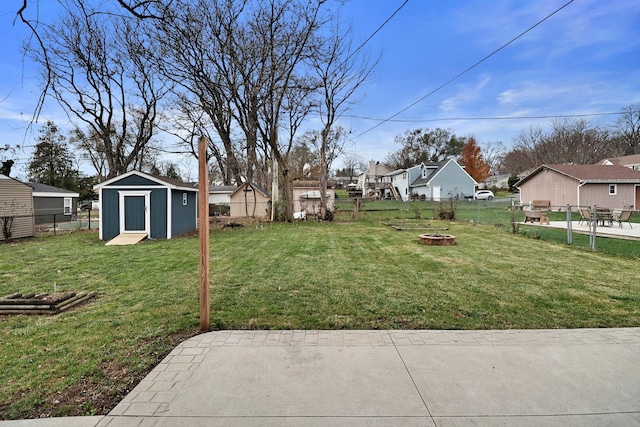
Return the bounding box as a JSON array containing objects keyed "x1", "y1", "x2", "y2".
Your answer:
[
  {"x1": 153, "y1": 0, "x2": 247, "y2": 186},
  {"x1": 25, "y1": 1, "x2": 169, "y2": 179},
  {"x1": 309, "y1": 19, "x2": 376, "y2": 219},
  {"x1": 499, "y1": 119, "x2": 620, "y2": 173},
  {"x1": 249, "y1": 0, "x2": 327, "y2": 221},
  {"x1": 480, "y1": 141, "x2": 506, "y2": 175},
  {"x1": 615, "y1": 104, "x2": 640, "y2": 155}
]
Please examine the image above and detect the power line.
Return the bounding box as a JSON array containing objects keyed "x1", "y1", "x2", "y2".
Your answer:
[
  {"x1": 346, "y1": 111, "x2": 621, "y2": 123},
  {"x1": 346, "y1": 0, "x2": 410, "y2": 63},
  {"x1": 356, "y1": 0, "x2": 575, "y2": 137}
]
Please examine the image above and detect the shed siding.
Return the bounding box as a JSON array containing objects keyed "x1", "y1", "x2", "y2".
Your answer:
[
  {"x1": 113, "y1": 175, "x2": 162, "y2": 187},
  {"x1": 230, "y1": 186, "x2": 270, "y2": 218},
  {"x1": 171, "y1": 190, "x2": 197, "y2": 236},
  {"x1": 292, "y1": 186, "x2": 336, "y2": 215},
  {"x1": 0, "y1": 178, "x2": 35, "y2": 241},
  {"x1": 579, "y1": 183, "x2": 636, "y2": 209},
  {"x1": 101, "y1": 189, "x2": 121, "y2": 240},
  {"x1": 149, "y1": 188, "x2": 168, "y2": 239},
  {"x1": 519, "y1": 171, "x2": 577, "y2": 207}
]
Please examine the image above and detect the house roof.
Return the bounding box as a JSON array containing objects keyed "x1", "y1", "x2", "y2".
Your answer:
[
  {"x1": 517, "y1": 164, "x2": 640, "y2": 186},
  {"x1": 598, "y1": 154, "x2": 640, "y2": 166},
  {"x1": 209, "y1": 185, "x2": 236, "y2": 193},
  {"x1": 27, "y1": 182, "x2": 79, "y2": 197},
  {"x1": 93, "y1": 170, "x2": 197, "y2": 192},
  {"x1": 410, "y1": 161, "x2": 446, "y2": 186}
]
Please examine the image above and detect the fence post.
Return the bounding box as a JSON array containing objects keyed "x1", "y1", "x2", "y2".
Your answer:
[
  {"x1": 88, "y1": 209, "x2": 91, "y2": 230},
  {"x1": 53, "y1": 213, "x2": 57, "y2": 236},
  {"x1": 566, "y1": 204, "x2": 572, "y2": 245},
  {"x1": 590, "y1": 205, "x2": 597, "y2": 251}
]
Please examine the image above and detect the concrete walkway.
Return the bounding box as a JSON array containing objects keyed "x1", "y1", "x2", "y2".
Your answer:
[{"x1": 2, "y1": 328, "x2": 639, "y2": 427}]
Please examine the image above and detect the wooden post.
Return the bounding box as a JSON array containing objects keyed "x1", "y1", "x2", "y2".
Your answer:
[{"x1": 198, "y1": 137, "x2": 210, "y2": 331}]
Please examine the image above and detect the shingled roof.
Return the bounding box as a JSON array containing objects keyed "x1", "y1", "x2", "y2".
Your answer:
[{"x1": 518, "y1": 164, "x2": 640, "y2": 185}]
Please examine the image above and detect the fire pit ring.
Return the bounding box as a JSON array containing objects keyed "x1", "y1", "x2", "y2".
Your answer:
[{"x1": 419, "y1": 233, "x2": 456, "y2": 246}]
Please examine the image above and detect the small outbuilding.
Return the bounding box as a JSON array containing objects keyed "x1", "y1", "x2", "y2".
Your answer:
[
  {"x1": 27, "y1": 182, "x2": 79, "y2": 225},
  {"x1": 292, "y1": 180, "x2": 335, "y2": 217},
  {"x1": 516, "y1": 164, "x2": 640, "y2": 210},
  {"x1": 229, "y1": 183, "x2": 271, "y2": 219},
  {"x1": 0, "y1": 174, "x2": 35, "y2": 241},
  {"x1": 93, "y1": 171, "x2": 198, "y2": 242}
]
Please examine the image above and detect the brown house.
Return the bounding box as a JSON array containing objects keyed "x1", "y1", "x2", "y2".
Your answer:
[
  {"x1": 229, "y1": 183, "x2": 271, "y2": 219},
  {"x1": 516, "y1": 164, "x2": 640, "y2": 210}
]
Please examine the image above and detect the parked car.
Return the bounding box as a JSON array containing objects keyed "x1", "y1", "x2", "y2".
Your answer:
[
  {"x1": 80, "y1": 201, "x2": 99, "y2": 211},
  {"x1": 474, "y1": 190, "x2": 495, "y2": 200}
]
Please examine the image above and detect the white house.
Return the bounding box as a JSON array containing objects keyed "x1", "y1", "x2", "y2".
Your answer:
[{"x1": 208, "y1": 185, "x2": 236, "y2": 205}]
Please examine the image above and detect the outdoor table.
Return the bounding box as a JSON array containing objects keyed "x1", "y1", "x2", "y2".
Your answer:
[{"x1": 595, "y1": 209, "x2": 613, "y2": 226}]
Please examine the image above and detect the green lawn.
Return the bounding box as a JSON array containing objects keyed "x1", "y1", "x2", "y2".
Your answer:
[{"x1": 1, "y1": 220, "x2": 639, "y2": 418}]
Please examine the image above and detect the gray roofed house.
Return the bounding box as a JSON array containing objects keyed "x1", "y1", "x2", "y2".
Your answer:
[
  {"x1": 27, "y1": 182, "x2": 80, "y2": 225},
  {"x1": 409, "y1": 159, "x2": 477, "y2": 201}
]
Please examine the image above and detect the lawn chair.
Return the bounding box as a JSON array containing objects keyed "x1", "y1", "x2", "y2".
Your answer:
[
  {"x1": 611, "y1": 209, "x2": 633, "y2": 228},
  {"x1": 578, "y1": 207, "x2": 592, "y2": 226}
]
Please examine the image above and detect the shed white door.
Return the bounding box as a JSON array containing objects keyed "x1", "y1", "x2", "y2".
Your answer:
[{"x1": 119, "y1": 191, "x2": 150, "y2": 235}]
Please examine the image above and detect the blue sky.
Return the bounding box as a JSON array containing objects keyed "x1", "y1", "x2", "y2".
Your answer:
[{"x1": 1, "y1": 0, "x2": 639, "y2": 178}]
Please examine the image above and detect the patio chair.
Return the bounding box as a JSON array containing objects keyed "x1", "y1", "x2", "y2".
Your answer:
[
  {"x1": 611, "y1": 209, "x2": 633, "y2": 228},
  {"x1": 578, "y1": 207, "x2": 592, "y2": 226}
]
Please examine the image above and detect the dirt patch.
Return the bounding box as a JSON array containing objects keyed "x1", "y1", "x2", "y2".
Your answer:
[{"x1": 1, "y1": 328, "x2": 196, "y2": 419}]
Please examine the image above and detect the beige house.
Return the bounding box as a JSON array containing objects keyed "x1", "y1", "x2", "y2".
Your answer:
[
  {"x1": 229, "y1": 183, "x2": 271, "y2": 219},
  {"x1": 292, "y1": 181, "x2": 336, "y2": 217},
  {"x1": 516, "y1": 164, "x2": 640, "y2": 210},
  {"x1": 598, "y1": 154, "x2": 640, "y2": 171},
  {"x1": 0, "y1": 174, "x2": 35, "y2": 241},
  {"x1": 357, "y1": 160, "x2": 393, "y2": 198}
]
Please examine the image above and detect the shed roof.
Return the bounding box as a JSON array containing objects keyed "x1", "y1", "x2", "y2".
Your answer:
[
  {"x1": 230, "y1": 182, "x2": 270, "y2": 198},
  {"x1": 517, "y1": 164, "x2": 640, "y2": 186},
  {"x1": 93, "y1": 170, "x2": 197, "y2": 192}
]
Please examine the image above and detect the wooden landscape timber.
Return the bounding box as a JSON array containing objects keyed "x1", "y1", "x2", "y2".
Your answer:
[{"x1": 0, "y1": 291, "x2": 97, "y2": 315}]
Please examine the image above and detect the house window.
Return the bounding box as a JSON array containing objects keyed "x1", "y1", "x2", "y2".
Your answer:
[
  {"x1": 183, "y1": 192, "x2": 188, "y2": 205},
  {"x1": 609, "y1": 184, "x2": 617, "y2": 195},
  {"x1": 64, "y1": 197, "x2": 72, "y2": 215}
]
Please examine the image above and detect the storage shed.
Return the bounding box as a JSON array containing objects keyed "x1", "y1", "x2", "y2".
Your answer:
[
  {"x1": 27, "y1": 182, "x2": 79, "y2": 225},
  {"x1": 516, "y1": 164, "x2": 640, "y2": 210},
  {"x1": 0, "y1": 174, "x2": 35, "y2": 241},
  {"x1": 229, "y1": 183, "x2": 271, "y2": 219},
  {"x1": 93, "y1": 171, "x2": 198, "y2": 241}
]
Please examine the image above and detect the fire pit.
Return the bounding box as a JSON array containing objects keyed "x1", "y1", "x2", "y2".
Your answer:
[{"x1": 419, "y1": 233, "x2": 456, "y2": 246}]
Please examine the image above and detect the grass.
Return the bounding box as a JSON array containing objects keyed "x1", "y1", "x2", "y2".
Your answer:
[{"x1": 1, "y1": 219, "x2": 639, "y2": 418}]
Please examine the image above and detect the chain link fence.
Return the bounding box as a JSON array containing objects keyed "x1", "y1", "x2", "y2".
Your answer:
[
  {"x1": 1, "y1": 212, "x2": 99, "y2": 241},
  {"x1": 333, "y1": 197, "x2": 639, "y2": 259}
]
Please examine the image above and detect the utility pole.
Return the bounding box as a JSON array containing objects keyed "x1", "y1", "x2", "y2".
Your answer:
[{"x1": 198, "y1": 137, "x2": 210, "y2": 331}]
